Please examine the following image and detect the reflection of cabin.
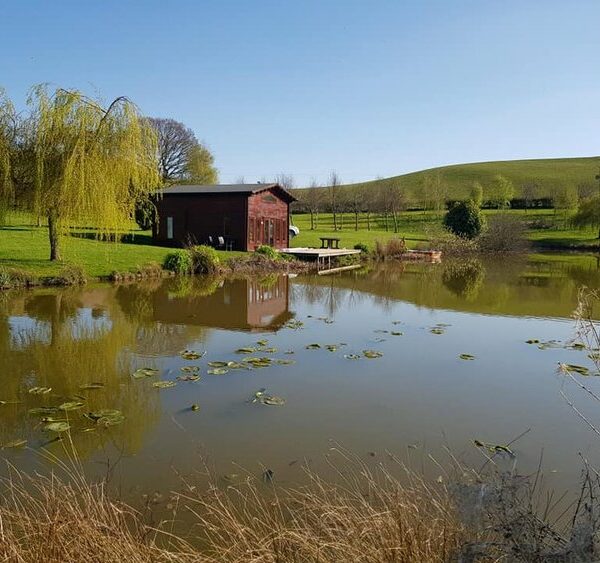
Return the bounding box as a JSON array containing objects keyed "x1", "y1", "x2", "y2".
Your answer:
[
  {"x1": 153, "y1": 184, "x2": 296, "y2": 251},
  {"x1": 152, "y1": 277, "x2": 292, "y2": 331}
]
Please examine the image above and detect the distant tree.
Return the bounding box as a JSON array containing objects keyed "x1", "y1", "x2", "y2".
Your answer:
[
  {"x1": 553, "y1": 184, "x2": 578, "y2": 228},
  {"x1": 147, "y1": 117, "x2": 217, "y2": 184},
  {"x1": 361, "y1": 184, "x2": 376, "y2": 231},
  {"x1": 186, "y1": 143, "x2": 218, "y2": 184},
  {"x1": 470, "y1": 182, "x2": 484, "y2": 207},
  {"x1": 488, "y1": 175, "x2": 514, "y2": 209},
  {"x1": 521, "y1": 182, "x2": 540, "y2": 213},
  {"x1": 577, "y1": 181, "x2": 597, "y2": 201},
  {"x1": 274, "y1": 173, "x2": 294, "y2": 190},
  {"x1": 0, "y1": 86, "x2": 160, "y2": 261},
  {"x1": 346, "y1": 184, "x2": 364, "y2": 231},
  {"x1": 422, "y1": 172, "x2": 447, "y2": 213},
  {"x1": 329, "y1": 171, "x2": 341, "y2": 231},
  {"x1": 443, "y1": 201, "x2": 485, "y2": 239},
  {"x1": 303, "y1": 180, "x2": 323, "y2": 230},
  {"x1": 0, "y1": 90, "x2": 15, "y2": 223},
  {"x1": 572, "y1": 196, "x2": 600, "y2": 239}
]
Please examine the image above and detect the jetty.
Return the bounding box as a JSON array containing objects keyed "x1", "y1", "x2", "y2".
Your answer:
[{"x1": 280, "y1": 247, "x2": 362, "y2": 273}]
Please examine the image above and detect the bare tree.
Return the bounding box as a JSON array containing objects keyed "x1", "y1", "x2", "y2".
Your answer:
[
  {"x1": 329, "y1": 171, "x2": 340, "y2": 231},
  {"x1": 347, "y1": 185, "x2": 364, "y2": 231},
  {"x1": 303, "y1": 179, "x2": 323, "y2": 230},
  {"x1": 274, "y1": 173, "x2": 295, "y2": 190},
  {"x1": 521, "y1": 182, "x2": 539, "y2": 213},
  {"x1": 147, "y1": 117, "x2": 217, "y2": 183}
]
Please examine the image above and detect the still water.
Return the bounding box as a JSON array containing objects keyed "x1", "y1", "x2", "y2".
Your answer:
[{"x1": 1, "y1": 253, "x2": 600, "y2": 500}]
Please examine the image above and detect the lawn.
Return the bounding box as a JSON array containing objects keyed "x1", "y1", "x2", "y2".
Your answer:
[{"x1": 1, "y1": 208, "x2": 598, "y2": 282}]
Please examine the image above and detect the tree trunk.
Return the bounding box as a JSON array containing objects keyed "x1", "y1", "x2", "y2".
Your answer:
[
  {"x1": 366, "y1": 212, "x2": 371, "y2": 231},
  {"x1": 392, "y1": 211, "x2": 398, "y2": 233},
  {"x1": 310, "y1": 211, "x2": 314, "y2": 230},
  {"x1": 355, "y1": 211, "x2": 358, "y2": 231},
  {"x1": 48, "y1": 212, "x2": 62, "y2": 261},
  {"x1": 384, "y1": 213, "x2": 389, "y2": 232}
]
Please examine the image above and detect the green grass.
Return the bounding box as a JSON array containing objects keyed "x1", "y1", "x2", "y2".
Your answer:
[
  {"x1": 291, "y1": 209, "x2": 600, "y2": 251},
  {"x1": 292, "y1": 156, "x2": 600, "y2": 203},
  {"x1": 0, "y1": 216, "x2": 243, "y2": 279}
]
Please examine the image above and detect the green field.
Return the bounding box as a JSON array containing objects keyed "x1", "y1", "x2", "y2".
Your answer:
[{"x1": 292, "y1": 156, "x2": 600, "y2": 204}]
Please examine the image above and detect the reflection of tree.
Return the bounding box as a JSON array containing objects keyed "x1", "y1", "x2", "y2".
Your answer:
[
  {"x1": 0, "y1": 290, "x2": 161, "y2": 459},
  {"x1": 441, "y1": 259, "x2": 485, "y2": 301}
]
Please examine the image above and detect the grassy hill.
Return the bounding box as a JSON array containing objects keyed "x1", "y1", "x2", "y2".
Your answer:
[{"x1": 294, "y1": 156, "x2": 600, "y2": 203}]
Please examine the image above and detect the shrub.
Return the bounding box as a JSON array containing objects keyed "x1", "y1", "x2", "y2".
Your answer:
[
  {"x1": 190, "y1": 245, "x2": 220, "y2": 274},
  {"x1": 477, "y1": 214, "x2": 529, "y2": 252},
  {"x1": 255, "y1": 244, "x2": 279, "y2": 260},
  {"x1": 54, "y1": 265, "x2": 87, "y2": 286},
  {"x1": 162, "y1": 249, "x2": 193, "y2": 274},
  {"x1": 134, "y1": 198, "x2": 156, "y2": 231},
  {"x1": 374, "y1": 238, "x2": 407, "y2": 260},
  {"x1": 353, "y1": 242, "x2": 369, "y2": 253},
  {"x1": 443, "y1": 201, "x2": 485, "y2": 239}
]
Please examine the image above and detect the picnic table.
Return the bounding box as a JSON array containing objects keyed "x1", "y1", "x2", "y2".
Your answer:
[{"x1": 319, "y1": 237, "x2": 341, "y2": 249}]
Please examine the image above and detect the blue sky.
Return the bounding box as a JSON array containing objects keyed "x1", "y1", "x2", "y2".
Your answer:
[{"x1": 2, "y1": 1, "x2": 599, "y2": 184}]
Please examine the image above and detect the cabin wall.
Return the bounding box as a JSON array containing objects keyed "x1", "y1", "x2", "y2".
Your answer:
[
  {"x1": 153, "y1": 194, "x2": 247, "y2": 249},
  {"x1": 247, "y1": 191, "x2": 289, "y2": 250}
]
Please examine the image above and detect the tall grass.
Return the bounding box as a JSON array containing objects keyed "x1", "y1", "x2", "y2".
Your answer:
[{"x1": 0, "y1": 450, "x2": 473, "y2": 563}]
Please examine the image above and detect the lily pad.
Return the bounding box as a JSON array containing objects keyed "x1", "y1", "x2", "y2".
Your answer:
[
  {"x1": 2, "y1": 439, "x2": 27, "y2": 449},
  {"x1": 344, "y1": 354, "x2": 361, "y2": 360},
  {"x1": 180, "y1": 366, "x2": 200, "y2": 373},
  {"x1": 473, "y1": 439, "x2": 515, "y2": 457},
  {"x1": 28, "y1": 386, "x2": 52, "y2": 395},
  {"x1": 79, "y1": 383, "x2": 105, "y2": 390},
  {"x1": 180, "y1": 350, "x2": 205, "y2": 360},
  {"x1": 191, "y1": 404, "x2": 200, "y2": 411},
  {"x1": 430, "y1": 328, "x2": 445, "y2": 335},
  {"x1": 85, "y1": 409, "x2": 124, "y2": 426},
  {"x1": 363, "y1": 350, "x2": 383, "y2": 359},
  {"x1": 326, "y1": 344, "x2": 338, "y2": 352},
  {"x1": 459, "y1": 354, "x2": 475, "y2": 361},
  {"x1": 29, "y1": 407, "x2": 58, "y2": 416},
  {"x1": 560, "y1": 363, "x2": 591, "y2": 376},
  {"x1": 44, "y1": 422, "x2": 70, "y2": 433},
  {"x1": 152, "y1": 381, "x2": 177, "y2": 388},
  {"x1": 208, "y1": 361, "x2": 231, "y2": 368},
  {"x1": 526, "y1": 339, "x2": 540, "y2": 344},
  {"x1": 177, "y1": 374, "x2": 200, "y2": 382},
  {"x1": 207, "y1": 368, "x2": 229, "y2": 375},
  {"x1": 257, "y1": 339, "x2": 268, "y2": 346},
  {"x1": 132, "y1": 368, "x2": 160, "y2": 379},
  {"x1": 236, "y1": 347, "x2": 257, "y2": 354},
  {"x1": 391, "y1": 331, "x2": 403, "y2": 336},
  {"x1": 261, "y1": 395, "x2": 286, "y2": 406},
  {"x1": 305, "y1": 343, "x2": 321, "y2": 350},
  {"x1": 58, "y1": 401, "x2": 85, "y2": 411},
  {"x1": 274, "y1": 359, "x2": 296, "y2": 365}
]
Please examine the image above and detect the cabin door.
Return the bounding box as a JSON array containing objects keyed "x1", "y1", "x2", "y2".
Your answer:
[{"x1": 263, "y1": 219, "x2": 274, "y2": 246}]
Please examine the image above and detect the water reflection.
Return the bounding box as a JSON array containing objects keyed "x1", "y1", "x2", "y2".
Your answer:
[{"x1": 1, "y1": 255, "x2": 600, "y2": 496}]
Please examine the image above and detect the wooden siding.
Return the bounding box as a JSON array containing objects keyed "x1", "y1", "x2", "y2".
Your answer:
[{"x1": 246, "y1": 190, "x2": 289, "y2": 251}]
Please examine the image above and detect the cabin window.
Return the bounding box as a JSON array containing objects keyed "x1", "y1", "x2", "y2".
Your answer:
[{"x1": 166, "y1": 217, "x2": 174, "y2": 239}]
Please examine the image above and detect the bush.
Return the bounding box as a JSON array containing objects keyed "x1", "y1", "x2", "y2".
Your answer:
[
  {"x1": 353, "y1": 242, "x2": 369, "y2": 253},
  {"x1": 54, "y1": 265, "x2": 87, "y2": 286},
  {"x1": 477, "y1": 214, "x2": 529, "y2": 252},
  {"x1": 374, "y1": 238, "x2": 407, "y2": 260},
  {"x1": 134, "y1": 198, "x2": 156, "y2": 231},
  {"x1": 255, "y1": 245, "x2": 279, "y2": 260},
  {"x1": 190, "y1": 245, "x2": 220, "y2": 274},
  {"x1": 443, "y1": 201, "x2": 485, "y2": 239},
  {"x1": 162, "y1": 249, "x2": 193, "y2": 274}
]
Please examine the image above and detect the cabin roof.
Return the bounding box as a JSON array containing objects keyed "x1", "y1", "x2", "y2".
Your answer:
[{"x1": 157, "y1": 183, "x2": 296, "y2": 202}]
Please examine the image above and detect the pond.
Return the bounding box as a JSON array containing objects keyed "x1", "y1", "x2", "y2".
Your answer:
[{"x1": 1, "y1": 253, "x2": 600, "y2": 504}]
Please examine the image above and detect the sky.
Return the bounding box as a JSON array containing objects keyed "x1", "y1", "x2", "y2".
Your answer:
[{"x1": 1, "y1": 0, "x2": 599, "y2": 185}]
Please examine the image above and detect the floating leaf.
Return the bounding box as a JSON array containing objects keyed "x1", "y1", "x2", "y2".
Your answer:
[
  {"x1": 305, "y1": 343, "x2": 321, "y2": 350},
  {"x1": 256, "y1": 339, "x2": 268, "y2": 346},
  {"x1": 249, "y1": 388, "x2": 266, "y2": 403},
  {"x1": 85, "y1": 409, "x2": 124, "y2": 426},
  {"x1": 473, "y1": 439, "x2": 515, "y2": 457},
  {"x1": 274, "y1": 359, "x2": 296, "y2": 365},
  {"x1": 344, "y1": 354, "x2": 361, "y2": 360},
  {"x1": 28, "y1": 386, "x2": 52, "y2": 395},
  {"x1": 392, "y1": 321, "x2": 402, "y2": 325},
  {"x1": 44, "y1": 422, "x2": 70, "y2": 433},
  {"x1": 177, "y1": 374, "x2": 200, "y2": 382},
  {"x1": 429, "y1": 328, "x2": 445, "y2": 335},
  {"x1": 132, "y1": 368, "x2": 160, "y2": 379},
  {"x1": 153, "y1": 381, "x2": 177, "y2": 388},
  {"x1": 2, "y1": 439, "x2": 27, "y2": 449},
  {"x1": 191, "y1": 404, "x2": 200, "y2": 411},
  {"x1": 261, "y1": 347, "x2": 278, "y2": 353},
  {"x1": 526, "y1": 339, "x2": 540, "y2": 344},
  {"x1": 391, "y1": 331, "x2": 403, "y2": 336},
  {"x1": 236, "y1": 347, "x2": 257, "y2": 354},
  {"x1": 326, "y1": 344, "x2": 338, "y2": 352},
  {"x1": 363, "y1": 350, "x2": 383, "y2": 359},
  {"x1": 560, "y1": 363, "x2": 591, "y2": 376},
  {"x1": 284, "y1": 350, "x2": 295, "y2": 355},
  {"x1": 459, "y1": 354, "x2": 475, "y2": 361},
  {"x1": 261, "y1": 395, "x2": 286, "y2": 406},
  {"x1": 208, "y1": 361, "x2": 231, "y2": 368},
  {"x1": 29, "y1": 407, "x2": 58, "y2": 416},
  {"x1": 538, "y1": 340, "x2": 562, "y2": 350},
  {"x1": 79, "y1": 382, "x2": 105, "y2": 390},
  {"x1": 59, "y1": 401, "x2": 85, "y2": 411},
  {"x1": 374, "y1": 329, "x2": 389, "y2": 334},
  {"x1": 569, "y1": 342, "x2": 586, "y2": 350},
  {"x1": 207, "y1": 368, "x2": 229, "y2": 375},
  {"x1": 180, "y1": 366, "x2": 200, "y2": 373},
  {"x1": 180, "y1": 350, "x2": 205, "y2": 360},
  {"x1": 284, "y1": 320, "x2": 304, "y2": 329}
]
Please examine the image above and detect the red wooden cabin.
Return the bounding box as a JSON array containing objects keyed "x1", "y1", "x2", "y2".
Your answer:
[{"x1": 152, "y1": 183, "x2": 296, "y2": 251}]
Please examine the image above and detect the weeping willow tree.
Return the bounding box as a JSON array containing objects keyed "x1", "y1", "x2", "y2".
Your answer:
[
  {"x1": 0, "y1": 89, "x2": 15, "y2": 223},
  {"x1": 25, "y1": 86, "x2": 160, "y2": 260}
]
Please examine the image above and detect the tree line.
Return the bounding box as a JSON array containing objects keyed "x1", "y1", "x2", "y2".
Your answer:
[
  {"x1": 0, "y1": 85, "x2": 217, "y2": 260},
  {"x1": 291, "y1": 171, "x2": 597, "y2": 232}
]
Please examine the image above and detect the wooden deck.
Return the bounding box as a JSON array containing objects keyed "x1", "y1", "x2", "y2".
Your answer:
[{"x1": 280, "y1": 247, "x2": 362, "y2": 273}]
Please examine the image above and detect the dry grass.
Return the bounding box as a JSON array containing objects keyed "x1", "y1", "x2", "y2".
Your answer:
[
  {"x1": 0, "y1": 449, "x2": 473, "y2": 563},
  {"x1": 374, "y1": 237, "x2": 407, "y2": 260}
]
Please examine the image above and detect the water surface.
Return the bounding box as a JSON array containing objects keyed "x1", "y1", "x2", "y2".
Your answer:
[{"x1": 1, "y1": 253, "x2": 600, "y2": 501}]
